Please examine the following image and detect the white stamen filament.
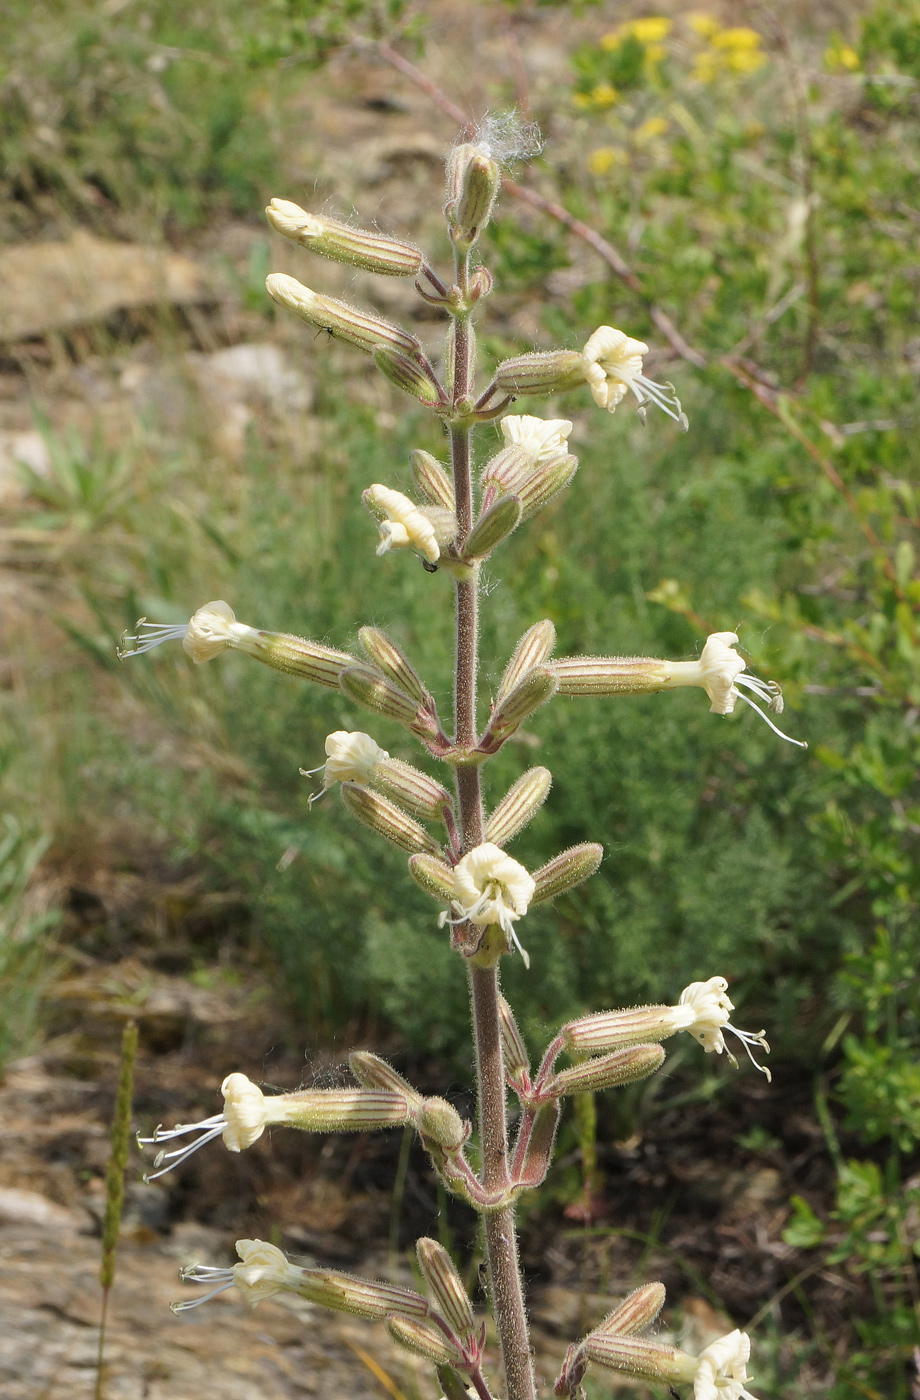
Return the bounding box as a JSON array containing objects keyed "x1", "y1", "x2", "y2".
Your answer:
[{"x1": 118, "y1": 620, "x2": 188, "y2": 657}]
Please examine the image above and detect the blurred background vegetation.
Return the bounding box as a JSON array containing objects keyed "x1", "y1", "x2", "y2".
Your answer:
[{"x1": 1, "y1": 0, "x2": 919, "y2": 1395}]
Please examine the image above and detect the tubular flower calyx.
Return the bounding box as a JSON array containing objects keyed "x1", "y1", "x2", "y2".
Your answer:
[
  {"x1": 439, "y1": 842, "x2": 536, "y2": 966},
  {"x1": 581, "y1": 326, "x2": 688, "y2": 429}
]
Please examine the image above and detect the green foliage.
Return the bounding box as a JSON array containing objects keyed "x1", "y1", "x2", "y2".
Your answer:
[{"x1": 0, "y1": 816, "x2": 58, "y2": 1071}]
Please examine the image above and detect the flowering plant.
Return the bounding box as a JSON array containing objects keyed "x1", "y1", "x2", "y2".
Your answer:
[{"x1": 124, "y1": 123, "x2": 804, "y2": 1400}]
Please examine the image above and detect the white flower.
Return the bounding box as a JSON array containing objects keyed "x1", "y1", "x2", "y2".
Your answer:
[
  {"x1": 438, "y1": 842, "x2": 536, "y2": 966},
  {"x1": 693, "y1": 1330, "x2": 759, "y2": 1400},
  {"x1": 302, "y1": 730, "x2": 389, "y2": 805},
  {"x1": 663, "y1": 633, "x2": 807, "y2": 748},
  {"x1": 118, "y1": 600, "x2": 257, "y2": 664},
  {"x1": 581, "y1": 326, "x2": 688, "y2": 428},
  {"x1": 500, "y1": 414, "x2": 573, "y2": 463},
  {"x1": 679, "y1": 977, "x2": 771, "y2": 1080},
  {"x1": 173, "y1": 1239, "x2": 304, "y2": 1313},
  {"x1": 365, "y1": 484, "x2": 440, "y2": 563},
  {"x1": 138, "y1": 1073, "x2": 293, "y2": 1179}
]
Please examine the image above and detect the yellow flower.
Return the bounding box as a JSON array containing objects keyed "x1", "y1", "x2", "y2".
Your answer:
[
  {"x1": 591, "y1": 82, "x2": 619, "y2": 108},
  {"x1": 599, "y1": 29, "x2": 622, "y2": 52},
  {"x1": 826, "y1": 42, "x2": 860, "y2": 71},
  {"x1": 688, "y1": 13, "x2": 720, "y2": 38},
  {"x1": 573, "y1": 92, "x2": 593, "y2": 109},
  {"x1": 711, "y1": 26, "x2": 762, "y2": 51},
  {"x1": 636, "y1": 116, "x2": 669, "y2": 142},
  {"x1": 692, "y1": 51, "x2": 719, "y2": 83},
  {"x1": 625, "y1": 16, "x2": 672, "y2": 43},
  {"x1": 727, "y1": 48, "x2": 766, "y2": 73},
  {"x1": 588, "y1": 146, "x2": 625, "y2": 175}
]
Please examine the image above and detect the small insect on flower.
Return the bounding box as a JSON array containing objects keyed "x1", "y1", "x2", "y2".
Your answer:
[
  {"x1": 439, "y1": 842, "x2": 536, "y2": 967},
  {"x1": 679, "y1": 977, "x2": 771, "y2": 1080},
  {"x1": 581, "y1": 327, "x2": 688, "y2": 429}
]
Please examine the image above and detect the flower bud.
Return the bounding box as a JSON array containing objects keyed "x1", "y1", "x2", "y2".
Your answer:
[
  {"x1": 481, "y1": 445, "x2": 534, "y2": 494},
  {"x1": 553, "y1": 1044, "x2": 665, "y2": 1096},
  {"x1": 266, "y1": 273, "x2": 420, "y2": 357},
  {"x1": 358, "y1": 627, "x2": 428, "y2": 705},
  {"x1": 469, "y1": 265, "x2": 493, "y2": 300},
  {"x1": 583, "y1": 1333, "x2": 690, "y2": 1383},
  {"x1": 374, "y1": 346, "x2": 443, "y2": 403},
  {"x1": 516, "y1": 1101, "x2": 560, "y2": 1188},
  {"x1": 445, "y1": 143, "x2": 501, "y2": 251},
  {"x1": 283, "y1": 1088, "x2": 411, "y2": 1132},
  {"x1": 375, "y1": 758, "x2": 453, "y2": 822},
  {"x1": 553, "y1": 655, "x2": 670, "y2": 696},
  {"x1": 232, "y1": 628, "x2": 356, "y2": 688},
  {"x1": 348, "y1": 1052, "x2": 422, "y2": 1110},
  {"x1": 411, "y1": 450, "x2": 455, "y2": 511},
  {"x1": 266, "y1": 199, "x2": 423, "y2": 276},
  {"x1": 417, "y1": 1096, "x2": 468, "y2": 1152},
  {"x1": 592, "y1": 1282, "x2": 667, "y2": 1337},
  {"x1": 339, "y1": 663, "x2": 423, "y2": 727},
  {"x1": 494, "y1": 349, "x2": 584, "y2": 397},
  {"x1": 486, "y1": 767, "x2": 552, "y2": 847},
  {"x1": 305, "y1": 1269, "x2": 429, "y2": 1320},
  {"x1": 407, "y1": 852, "x2": 456, "y2": 901},
  {"x1": 340, "y1": 782, "x2": 441, "y2": 855},
  {"x1": 463, "y1": 494, "x2": 522, "y2": 559},
  {"x1": 531, "y1": 843, "x2": 603, "y2": 905},
  {"x1": 514, "y1": 454, "x2": 578, "y2": 520},
  {"x1": 498, "y1": 995, "x2": 530, "y2": 1082},
  {"x1": 497, "y1": 620, "x2": 556, "y2": 705},
  {"x1": 387, "y1": 1316, "x2": 460, "y2": 1365},
  {"x1": 554, "y1": 1343, "x2": 589, "y2": 1398},
  {"x1": 480, "y1": 667, "x2": 558, "y2": 752},
  {"x1": 562, "y1": 1004, "x2": 693, "y2": 1055},
  {"x1": 416, "y1": 1238, "x2": 475, "y2": 1336}
]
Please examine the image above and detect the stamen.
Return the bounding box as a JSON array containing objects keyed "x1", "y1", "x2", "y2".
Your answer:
[
  {"x1": 171, "y1": 1279, "x2": 235, "y2": 1313},
  {"x1": 631, "y1": 375, "x2": 689, "y2": 430},
  {"x1": 727, "y1": 1024, "x2": 772, "y2": 1081},
  {"x1": 142, "y1": 1122, "x2": 226, "y2": 1181},
  {"x1": 735, "y1": 674, "x2": 784, "y2": 712},
  {"x1": 735, "y1": 690, "x2": 807, "y2": 747},
  {"x1": 137, "y1": 1113, "x2": 225, "y2": 1147},
  {"x1": 117, "y1": 619, "x2": 189, "y2": 659}
]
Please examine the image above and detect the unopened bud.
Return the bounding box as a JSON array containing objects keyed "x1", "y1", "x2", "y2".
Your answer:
[
  {"x1": 417, "y1": 1096, "x2": 468, "y2": 1152},
  {"x1": 531, "y1": 843, "x2": 603, "y2": 905},
  {"x1": 285, "y1": 1088, "x2": 411, "y2": 1131},
  {"x1": 232, "y1": 629, "x2": 356, "y2": 689},
  {"x1": 411, "y1": 450, "x2": 455, "y2": 511},
  {"x1": 553, "y1": 655, "x2": 670, "y2": 696},
  {"x1": 375, "y1": 758, "x2": 453, "y2": 821},
  {"x1": 339, "y1": 663, "x2": 422, "y2": 727},
  {"x1": 497, "y1": 620, "x2": 556, "y2": 705},
  {"x1": 554, "y1": 1343, "x2": 589, "y2": 1398},
  {"x1": 408, "y1": 852, "x2": 456, "y2": 901},
  {"x1": 416, "y1": 1238, "x2": 475, "y2": 1336},
  {"x1": 553, "y1": 1044, "x2": 665, "y2": 1096},
  {"x1": 266, "y1": 199, "x2": 423, "y2": 276},
  {"x1": 341, "y1": 782, "x2": 441, "y2": 855},
  {"x1": 592, "y1": 1283, "x2": 667, "y2": 1337},
  {"x1": 374, "y1": 346, "x2": 442, "y2": 403},
  {"x1": 494, "y1": 349, "x2": 584, "y2": 397},
  {"x1": 348, "y1": 1052, "x2": 422, "y2": 1110},
  {"x1": 305, "y1": 1269, "x2": 429, "y2": 1320},
  {"x1": 498, "y1": 995, "x2": 530, "y2": 1082},
  {"x1": 464, "y1": 494, "x2": 522, "y2": 558},
  {"x1": 469, "y1": 265, "x2": 494, "y2": 300},
  {"x1": 480, "y1": 667, "x2": 558, "y2": 752},
  {"x1": 266, "y1": 273, "x2": 420, "y2": 357},
  {"x1": 358, "y1": 627, "x2": 428, "y2": 705},
  {"x1": 515, "y1": 454, "x2": 578, "y2": 520},
  {"x1": 563, "y1": 1005, "x2": 692, "y2": 1055},
  {"x1": 486, "y1": 767, "x2": 552, "y2": 846},
  {"x1": 583, "y1": 1333, "x2": 691, "y2": 1384},
  {"x1": 516, "y1": 1101, "x2": 560, "y2": 1188},
  {"x1": 445, "y1": 144, "x2": 501, "y2": 251},
  {"x1": 387, "y1": 1315, "x2": 460, "y2": 1365}
]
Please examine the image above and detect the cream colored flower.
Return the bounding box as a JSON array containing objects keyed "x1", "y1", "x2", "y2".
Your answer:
[
  {"x1": 220, "y1": 1072, "x2": 271, "y2": 1151},
  {"x1": 302, "y1": 730, "x2": 388, "y2": 806},
  {"x1": 439, "y1": 842, "x2": 536, "y2": 966},
  {"x1": 174, "y1": 1239, "x2": 304, "y2": 1312},
  {"x1": 500, "y1": 414, "x2": 573, "y2": 463},
  {"x1": 138, "y1": 1072, "x2": 293, "y2": 1178},
  {"x1": 119, "y1": 600, "x2": 257, "y2": 664},
  {"x1": 365, "y1": 484, "x2": 440, "y2": 563},
  {"x1": 693, "y1": 1330, "x2": 758, "y2": 1400},
  {"x1": 663, "y1": 633, "x2": 806, "y2": 747},
  {"x1": 581, "y1": 326, "x2": 688, "y2": 428},
  {"x1": 679, "y1": 977, "x2": 771, "y2": 1080}
]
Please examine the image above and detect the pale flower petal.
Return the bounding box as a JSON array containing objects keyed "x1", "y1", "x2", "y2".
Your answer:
[
  {"x1": 581, "y1": 326, "x2": 688, "y2": 427},
  {"x1": 439, "y1": 842, "x2": 536, "y2": 965},
  {"x1": 663, "y1": 634, "x2": 806, "y2": 747},
  {"x1": 366, "y1": 484, "x2": 440, "y2": 563},
  {"x1": 678, "y1": 977, "x2": 771, "y2": 1080},
  {"x1": 500, "y1": 414, "x2": 573, "y2": 463},
  {"x1": 693, "y1": 1330, "x2": 759, "y2": 1400}
]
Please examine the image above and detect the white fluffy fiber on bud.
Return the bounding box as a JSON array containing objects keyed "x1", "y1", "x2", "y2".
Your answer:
[
  {"x1": 363, "y1": 484, "x2": 446, "y2": 564},
  {"x1": 581, "y1": 326, "x2": 688, "y2": 428}
]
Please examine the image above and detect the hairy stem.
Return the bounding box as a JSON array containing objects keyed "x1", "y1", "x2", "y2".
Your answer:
[{"x1": 450, "y1": 248, "x2": 536, "y2": 1400}]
